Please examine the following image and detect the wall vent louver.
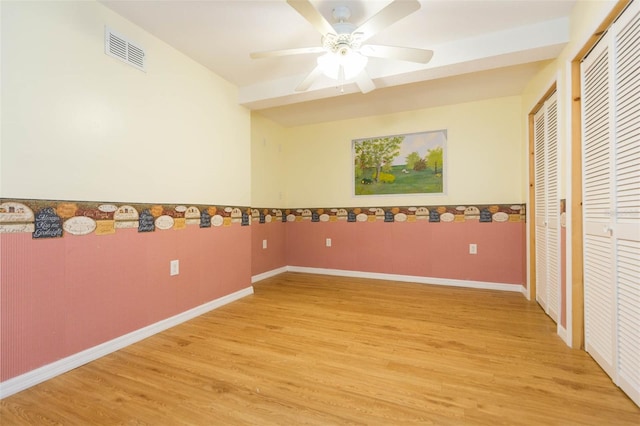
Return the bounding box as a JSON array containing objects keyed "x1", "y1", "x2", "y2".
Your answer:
[{"x1": 105, "y1": 27, "x2": 145, "y2": 72}]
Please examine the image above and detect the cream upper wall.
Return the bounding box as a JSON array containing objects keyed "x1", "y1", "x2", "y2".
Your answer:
[
  {"x1": 251, "y1": 112, "x2": 288, "y2": 207},
  {"x1": 521, "y1": 0, "x2": 620, "y2": 200},
  {"x1": 1, "y1": 1, "x2": 250, "y2": 205},
  {"x1": 523, "y1": 0, "x2": 619, "y2": 105},
  {"x1": 281, "y1": 96, "x2": 524, "y2": 208}
]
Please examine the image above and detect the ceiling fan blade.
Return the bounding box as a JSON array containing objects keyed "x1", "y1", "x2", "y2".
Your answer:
[
  {"x1": 250, "y1": 46, "x2": 325, "y2": 59},
  {"x1": 355, "y1": 71, "x2": 375, "y2": 94},
  {"x1": 287, "y1": 0, "x2": 335, "y2": 36},
  {"x1": 355, "y1": 0, "x2": 421, "y2": 43},
  {"x1": 361, "y1": 45, "x2": 433, "y2": 64},
  {"x1": 295, "y1": 65, "x2": 324, "y2": 92}
]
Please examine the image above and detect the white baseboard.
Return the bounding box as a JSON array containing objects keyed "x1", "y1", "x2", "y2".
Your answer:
[
  {"x1": 0, "y1": 286, "x2": 254, "y2": 399},
  {"x1": 251, "y1": 266, "x2": 288, "y2": 283},
  {"x1": 286, "y1": 266, "x2": 526, "y2": 293},
  {"x1": 557, "y1": 324, "x2": 570, "y2": 346}
]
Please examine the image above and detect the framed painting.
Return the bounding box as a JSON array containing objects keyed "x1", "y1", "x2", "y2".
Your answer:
[{"x1": 353, "y1": 129, "x2": 446, "y2": 196}]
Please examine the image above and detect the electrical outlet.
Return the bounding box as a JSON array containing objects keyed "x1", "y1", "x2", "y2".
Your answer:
[
  {"x1": 326, "y1": 238, "x2": 332, "y2": 247},
  {"x1": 262, "y1": 239, "x2": 267, "y2": 249},
  {"x1": 170, "y1": 259, "x2": 179, "y2": 276},
  {"x1": 469, "y1": 244, "x2": 477, "y2": 255}
]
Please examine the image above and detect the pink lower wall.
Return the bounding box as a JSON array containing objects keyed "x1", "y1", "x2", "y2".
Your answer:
[
  {"x1": 251, "y1": 222, "x2": 287, "y2": 276},
  {"x1": 3, "y1": 204, "x2": 526, "y2": 385},
  {"x1": 0, "y1": 225, "x2": 251, "y2": 382},
  {"x1": 285, "y1": 220, "x2": 525, "y2": 285}
]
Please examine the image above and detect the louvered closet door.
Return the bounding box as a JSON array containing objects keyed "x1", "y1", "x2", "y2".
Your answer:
[
  {"x1": 582, "y1": 26, "x2": 616, "y2": 380},
  {"x1": 582, "y1": 0, "x2": 640, "y2": 406},
  {"x1": 533, "y1": 93, "x2": 560, "y2": 323},
  {"x1": 534, "y1": 107, "x2": 548, "y2": 313},
  {"x1": 613, "y1": 0, "x2": 640, "y2": 406},
  {"x1": 545, "y1": 95, "x2": 560, "y2": 322}
]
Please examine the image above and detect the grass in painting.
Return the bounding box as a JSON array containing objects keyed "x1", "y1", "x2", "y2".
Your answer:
[{"x1": 355, "y1": 165, "x2": 443, "y2": 195}]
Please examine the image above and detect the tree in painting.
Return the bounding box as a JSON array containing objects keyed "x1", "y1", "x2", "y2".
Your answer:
[
  {"x1": 425, "y1": 146, "x2": 443, "y2": 175},
  {"x1": 354, "y1": 136, "x2": 404, "y2": 182},
  {"x1": 405, "y1": 151, "x2": 421, "y2": 170}
]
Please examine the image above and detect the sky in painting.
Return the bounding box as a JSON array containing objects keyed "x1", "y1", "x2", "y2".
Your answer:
[{"x1": 393, "y1": 130, "x2": 447, "y2": 166}]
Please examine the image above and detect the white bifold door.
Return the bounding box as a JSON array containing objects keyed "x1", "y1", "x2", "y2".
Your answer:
[
  {"x1": 581, "y1": 0, "x2": 640, "y2": 407},
  {"x1": 534, "y1": 92, "x2": 560, "y2": 323}
]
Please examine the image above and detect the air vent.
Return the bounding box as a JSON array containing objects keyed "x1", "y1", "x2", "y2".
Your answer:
[{"x1": 105, "y1": 27, "x2": 146, "y2": 72}]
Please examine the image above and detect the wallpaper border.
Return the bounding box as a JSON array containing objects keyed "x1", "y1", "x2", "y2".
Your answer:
[
  {"x1": 0, "y1": 199, "x2": 526, "y2": 238},
  {"x1": 250, "y1": 204, "x2": 525, "y2": 225}
]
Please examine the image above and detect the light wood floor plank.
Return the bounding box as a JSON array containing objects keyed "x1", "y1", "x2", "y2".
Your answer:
[{"x1": 1, "y1": 272, "x2": 638, "y2": 425}]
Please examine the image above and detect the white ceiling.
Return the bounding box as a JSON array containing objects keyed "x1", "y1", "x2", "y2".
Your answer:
[{"x1": 100, "y1": 0, "x2": 576, "y2": 126}]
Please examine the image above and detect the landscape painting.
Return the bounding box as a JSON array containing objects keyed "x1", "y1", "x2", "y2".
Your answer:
[{"x1": 353, "y1": 130, "x2": 446, "y2": 196}]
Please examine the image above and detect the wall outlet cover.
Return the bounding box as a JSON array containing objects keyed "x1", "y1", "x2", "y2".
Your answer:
[{"x1": 170, "y1": 259, "x2": 179, "y2": 276}]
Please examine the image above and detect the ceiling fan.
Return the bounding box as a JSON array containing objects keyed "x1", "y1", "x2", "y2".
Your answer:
[{"x1": 250, "y1": 0, "x2": 433, "y2": 94}]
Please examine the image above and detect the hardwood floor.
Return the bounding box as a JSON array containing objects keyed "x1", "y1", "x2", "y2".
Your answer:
[{"x1": 2, "y1": 272, "x2": 639, "y2": 425}]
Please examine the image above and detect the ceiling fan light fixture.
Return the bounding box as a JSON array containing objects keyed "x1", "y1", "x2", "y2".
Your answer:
[{"x1": 317, "y1": 49, "x2": 368, "y2": 80}]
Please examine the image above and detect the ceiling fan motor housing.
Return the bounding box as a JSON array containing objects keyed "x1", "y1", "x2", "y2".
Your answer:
[
  {"x1": 323, "y1": 25, "x2": 362, "y2": 54},
  {"x1": 318, "y1": 6, "x2": 368, "y2": 80}
]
